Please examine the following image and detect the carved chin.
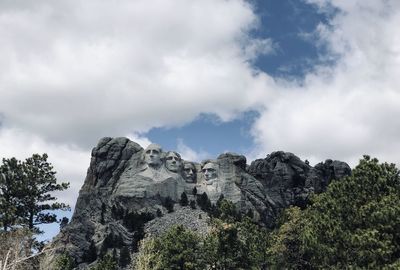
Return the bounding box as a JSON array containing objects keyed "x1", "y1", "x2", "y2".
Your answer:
[
  {"x1": 205, "y1": 175, "x2": 217, "y2": 181},
  {"x1": 185, "y1": 177, "x2": 195, "y2": 183},
  {"x1": 167, "y1": 165, "x2": 178, "y2": 172},
  {"x1": 148, "y1": 161, "x2": 161, "y2": 167}
]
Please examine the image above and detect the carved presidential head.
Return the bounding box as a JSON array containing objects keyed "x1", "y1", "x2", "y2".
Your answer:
[
  {"x1": 143, "y1": 143, "x2": 163, "y2": 168},
  {"x1": 202, "y1": 162, "x2": 218, "y2": 181},
  {"x1": 165, "y1": 151, "x2": 182, "y2": 172},
  {"x1": 183, "y1": 161, "x2": 196, "y2": 183}
]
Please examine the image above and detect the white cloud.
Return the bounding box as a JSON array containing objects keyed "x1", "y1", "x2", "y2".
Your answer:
[
  {"x1": 125, "y1": 133, "x2": 152, "y2": 149},
  {"x1": 1, "y1": 0, "x2": 400, "y2": 215},
  {"x1": 0, "y1": 0, "x2": 276, "y2": 209},
  {"x1": 243, "y1": 38, "x2": 276, "y2": 61},
  {"x1": 0, "y1": 0, "x2": 274, "y2": 148},
  {"x1": 0, "y1": 128, "x2": 89, "y2": 207},
  {"x1": 251, "y1": 0, "x2": 400, "y2": 167},
  {"x1": 176, "y1": 139, "x2": 211, "y2": 162}
]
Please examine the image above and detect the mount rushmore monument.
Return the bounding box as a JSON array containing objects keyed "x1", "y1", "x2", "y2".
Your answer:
[{"x1": 40, "y1": 137, "x2": 351, "y2": 269}]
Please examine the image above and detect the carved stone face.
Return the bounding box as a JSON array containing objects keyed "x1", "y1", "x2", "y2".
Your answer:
[
  {"x1": 143, "y1": 144, "x2": 162, "y2": 168},
  {"x1": 183, "y1": 162, "x2": 196, "y2": 183},
  {"x1": 202, "y1": 162, "x2": 218, "y2": 181},
  {"x1": 165, "y1": 151, "x2": 181, "y2": 172}
]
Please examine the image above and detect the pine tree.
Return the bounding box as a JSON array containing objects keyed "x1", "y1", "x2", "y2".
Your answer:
[
  {"x1": 55, "y1": 253, "x2": 75, "y2": 270},
  {"x1": 83, "y1": 240, "x2": 98, "y2": 263},
  {"x1": 59, "y1": 217, "x2": 69, "y2": 230},
  {"x1": 155, "y1": 225, "x2": 206, "y2": 270},
  {"x1": 163, "y1": 196, "x2": 174, "y2": 213},
  {"x1": 179, "y1": 192, "x2": 188, "y2": 206},
  {"x1": 19, "y1": 154, "x2": 69, "y2": 232},
  {"x1": 204, "y1": 220, "x2": 248, "y2": 269},
  {"x1": 218, "y1": 199, "x2": 239, "y2": 222},
  {"x1": 100, "y1": 203, "x2": 106, "y2": 224},
  {"x1": 271, "y1": 156, "x2": 400, "y2": 269},
  {"x1": 0, "y1": 158, "x2": 24, "y2": 231},
  {"x1": 197, "y1": 192, "x2": 211, "y2": 212},
  {"x1": 90, "y1": 254, "x2": 117, "y2": 270},
  {"x1": 0, "y1": 154, "x2": 69, "y2": 236},
  {"x1": 118, "y1": 246, "x2": 131, "y2": 267},
  {"x1": 189, "y1": 200, "x2": 196, "y2": 209}
]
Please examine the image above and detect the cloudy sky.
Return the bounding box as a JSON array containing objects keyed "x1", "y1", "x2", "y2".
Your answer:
[{"x1": 1, "y1": 0, "x2": 400, "y2": 238}]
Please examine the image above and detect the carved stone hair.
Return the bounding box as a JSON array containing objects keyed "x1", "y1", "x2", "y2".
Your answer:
[
  {"x1": 141, "y1": 143, "x2": 163, "y2": 163},
  {"x1": 165, "y1": 151, "x2": 181, "y2": 160},
  {"x1": 201, "y1": 159, "x2": 217, "y2": 169}
]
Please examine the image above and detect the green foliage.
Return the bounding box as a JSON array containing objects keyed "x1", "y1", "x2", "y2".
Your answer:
[
  {"x1": 179, "y1": 192, "x2": 188, "y2": 206},
  {"x1": 100, "y1": 203, "x2": 106, "y2": 224},
  {"x1": 0, "y1": 154, "x2": 70, "y2": 233},
  {"x1": 19, "y1": 153, "x2": 70, "y2": 231},
  {"x1": 90, "y1": 254, "x2": 117, "y2": 270},
  {"x1": 158, "y1": 225, "x2": 206, "y2": 270},
  {"x1": 204, "y1": 219, "x2": 251, "y2": 270},
  {"x1": 237, "y1": 217, "x2": 270, "y2": 270},
  {"x1": 121, "y1": 211, "x2": 154, "y2": 251},
  {"x1": 163, "y1": 196, "x2": 175, "y2": 213},
  {"x1": 83, "y1": 240, "x2": 98, "y2": 263},
  {"x1": 123, "y1": 211, "x2": 155, "y2": 233},
  {"x1": 271, "y1": 156, "x2": 400, "y2": 269},
  {"x1": 135, "y1": 225, "x2": 205, "y2": 270},
  {"x1": 55, "y1": 253, "x2": 75, "y2": 270},
  {"x1": 134, "y1": 238, "x2": 161, "y2": 270},
  {"x1": 207, "y1": 217, "x2": 271, "y2": 270},
  {"x1": 196, "y1": 192, "x2": 211, "y2": 211},
  {"x1": 121, "y1": 210, "x2": 155, "y2": 251},
  {"x1": 268, "y1": 207, "x2": 310, "y2": 269},
  {"x1": 217, "y1": 199, "x2": 240, "y2": 222},
  {"x1": 111, "y1": 204, "x2": 124, "y2": 220},
  {"x1": 189, "y1": 200, "x2": 196, "y2": 209},
  {"x1": 59, "y1": 216, "x2": 69, "y2": 230},
  {"x1": 135, "y1": 218, "x2": 272, "y2": 269},
  {"x1": 119, "y1": 246, "x2": 131, "y2": 267},
  {"x1": 0, "y1": 157, "x2": 24, "y2": 231}
]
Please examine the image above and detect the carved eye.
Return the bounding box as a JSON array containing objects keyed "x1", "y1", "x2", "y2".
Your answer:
[{"x1": 203, "y1": 168, "x2": 215, "y2": 173}]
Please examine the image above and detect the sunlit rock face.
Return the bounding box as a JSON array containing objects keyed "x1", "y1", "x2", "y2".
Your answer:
[
  {"x1": 40, "y1": 137, "x2": 351, "y2": 270},
  {"x1": 114, "y1": 146, "x2": 185, "y2": 201}
]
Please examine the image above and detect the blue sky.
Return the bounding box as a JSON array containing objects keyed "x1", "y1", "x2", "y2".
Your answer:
[
  {"x1": 144, "y1": 0, "x2": 331, "y2": 159},
  {"x1": 1, "y1": 0, "x2": 400, "y2": 242},
  {"x1": 250, "y1": 0, "x2": 331, "y2": 78}
]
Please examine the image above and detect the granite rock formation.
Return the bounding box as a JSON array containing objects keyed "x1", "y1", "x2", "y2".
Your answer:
[{"x1": 40, "y1": 138, "x2": 351, "y2": 270}]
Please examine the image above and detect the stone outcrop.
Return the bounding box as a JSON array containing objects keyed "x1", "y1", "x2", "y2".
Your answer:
[
  {"x1": 40, "y1": 138, "x2": 351, "y2": 270},
  {"x1": 247, "y1": 151, "x2": 351, "y2": 210}
]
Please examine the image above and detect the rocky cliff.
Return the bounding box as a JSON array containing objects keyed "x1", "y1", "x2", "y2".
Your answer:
[{"x1": 40, "y1": 137, "x2": 351, "y2": 269}]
